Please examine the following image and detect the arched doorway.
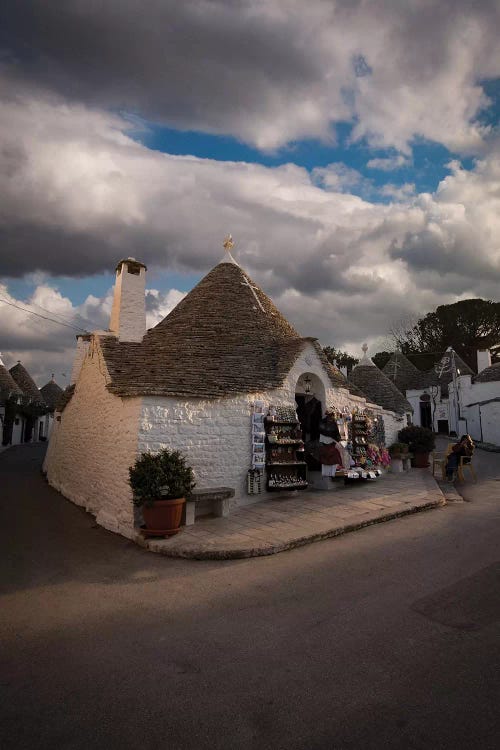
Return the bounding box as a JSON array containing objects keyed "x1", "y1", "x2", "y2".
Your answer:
[{"x1": 295, "y1": 373, "x2": 326, "y2": 471}]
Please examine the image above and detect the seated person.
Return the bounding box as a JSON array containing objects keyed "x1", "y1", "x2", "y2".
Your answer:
[{"x1": 446, "y1": 434, "x2": 474, "y2": 481}]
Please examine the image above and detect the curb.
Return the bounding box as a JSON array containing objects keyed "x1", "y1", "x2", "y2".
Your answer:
[
  {"x1": 140, "y1": 496, "x2": 446, "y2": 560},
  {"x1": 435, "y1": 479, "x2": 466, "y2": 503}
]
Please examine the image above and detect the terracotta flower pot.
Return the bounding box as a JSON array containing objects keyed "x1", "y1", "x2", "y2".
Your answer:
[
  {"x1": 413, "y1": 451, "x2": 430, "y2": 468},
  {"x1": 142, "y1": 497, "x2": 185, "y2": 537}
]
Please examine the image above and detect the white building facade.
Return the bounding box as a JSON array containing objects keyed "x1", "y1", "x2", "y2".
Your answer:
[{"x1": 44, "y1": 254, "x2": 408, "y2": 540}]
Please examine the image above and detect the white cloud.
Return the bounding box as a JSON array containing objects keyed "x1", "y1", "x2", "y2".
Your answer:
[
  {"x1": 367, "y1": 155, "x2": 411, "y2": 171},
  {"x1": 1, "y1": 78, "x2": 500, "y2": 376},
  {"x1": 0, "y1": 282, "x2": 185, "y2": 385},
  {"x1": 379, "y1": 183, "x2": 416, "y2": 200}
]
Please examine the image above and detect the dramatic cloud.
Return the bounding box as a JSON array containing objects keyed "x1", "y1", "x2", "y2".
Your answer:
[
  {"x1": 1, "y1": 1, "x2": 500, "y2": 376},
  {"x1": 2, "y1": 0, "x2": 499, "y2": 152}
]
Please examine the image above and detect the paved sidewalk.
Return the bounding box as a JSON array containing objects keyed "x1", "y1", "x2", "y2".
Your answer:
[{"x1": 137, "y1": 469, "x2": 445, "y2": 559}]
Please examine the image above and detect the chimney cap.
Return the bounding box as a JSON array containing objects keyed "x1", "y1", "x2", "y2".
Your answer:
[{"x1": 115, "y1": 258, "x2": 147, "y2": 273}]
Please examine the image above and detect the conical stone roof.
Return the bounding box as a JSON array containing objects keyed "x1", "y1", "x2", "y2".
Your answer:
[
  {"x1": 0, "y1": 355, "x2": 23, "y2": 402},
  {"x1": 101, "y1": 260, "x2": 349, "y2": 398},
  {"x1": 348, "y1": 345, "x2": 413, "y2": 415},
  {"x1": 382, "y1": 351, "x2": 424, "y2": 393},
  {"x1": 40, "y1": 378, "x2": 64, "y2": 410},
  {"x1": 473, "y1": 361, "x2": 500, "y2": 383},
  {"x1": 9, "y1": 362, "x2": 45, "y2": 404}
]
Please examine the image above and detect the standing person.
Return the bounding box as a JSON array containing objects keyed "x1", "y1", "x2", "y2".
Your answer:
[{"x1": 445, "y1": 434, "x2": 474, "y2": 481}]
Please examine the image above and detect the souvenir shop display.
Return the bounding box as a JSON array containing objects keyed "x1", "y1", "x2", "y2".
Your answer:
[
  {"x1": 341, "y1": 410, "x2": 386, "y2": 482},
  {"x1": 248, "y1": 402, "x2": 266, "y2": 495},
  {"x1": 349, "y1": 411, "x2": 371, "y2": 466},
  {"x1": 265, "y1": 404, "x2": 308, "y2": 491}
]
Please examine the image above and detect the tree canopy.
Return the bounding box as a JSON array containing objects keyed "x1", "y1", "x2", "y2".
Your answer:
[
  {"x1": 323, "y1": 346, "x2": 359, "y2": 373},
  {"x1": 392, "y1": 299, "x2": 500, "y2": 371}
]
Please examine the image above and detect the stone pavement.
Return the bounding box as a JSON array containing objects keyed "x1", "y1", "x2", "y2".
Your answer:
[{"x1": 137, "y1": 468, "x2": 445, "y2": 559}]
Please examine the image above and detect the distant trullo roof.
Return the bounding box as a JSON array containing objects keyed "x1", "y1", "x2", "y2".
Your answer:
[
  {"x1": 99, "y1": 258, "x2": 350, "y2": 398},
  {"x1": 348, "y1": 345, "x2": 413, "y2": 415},
  {"x1": 382, "y1": 351, "x2": 424, "y2": 392},
  {"x1": 425, "y1": 349, "x2": 475, "y2": 397},
  {"x1": 0, "y1": 354, "x2": 23, "y2": 402},
  {"x1": 9, "y1": 362, "x2": 45, "y2": 404},
  {"x1": 40, "y1": 377, "x2": 64, "y2": 410},
  {"x1": 473, "y1": 361, "x2": 500, "y2": 383}
]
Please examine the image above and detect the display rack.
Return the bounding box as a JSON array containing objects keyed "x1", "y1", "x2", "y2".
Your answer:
[{"x1": 265, "y1": 409, "x2": 308, "y2": 491}]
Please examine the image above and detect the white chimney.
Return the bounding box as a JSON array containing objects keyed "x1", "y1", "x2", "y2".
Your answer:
[
  {"x1": 109, "y1": 258, "x2": 147, "y2": 342},
  {"x1": 477, "y1": 349, "x2": 491, "y2": 374}
]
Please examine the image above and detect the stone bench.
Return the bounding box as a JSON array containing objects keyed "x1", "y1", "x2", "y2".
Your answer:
[{"x1": 184, "y1": 487, "x2": 235, "y2": 526}]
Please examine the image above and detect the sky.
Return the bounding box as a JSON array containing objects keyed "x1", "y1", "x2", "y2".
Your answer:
[{"x1": 0, "y1": 0, "x2": 500, "y2": 386}]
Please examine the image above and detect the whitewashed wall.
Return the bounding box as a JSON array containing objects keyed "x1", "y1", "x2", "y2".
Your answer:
[
  {"x1": 381, "y1": 409, "x2": 405, "y2": 446},
  {"x1": 450, "y1": 375, "x2": 500, "y2": 445},
  {"x1": 44, "y1": 336, "x2": 142, "y2": 538},
  {"x1": 45, "y1": 338, "x2": 405, "y2": 538},
  {"x1": 138, "y1": 342, "x2": 396, "y2": 508},
  {"x1": 138, "y1": 342, "x2": 350, "y2": 506}
]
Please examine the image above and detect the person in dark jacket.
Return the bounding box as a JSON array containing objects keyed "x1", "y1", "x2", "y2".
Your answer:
[{"x1": 446, "y1": 434, "x2": 474, "y2": 481}]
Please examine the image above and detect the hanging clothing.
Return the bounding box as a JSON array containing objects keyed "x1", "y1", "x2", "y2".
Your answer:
[
  {"x1": 319, "y1": 442, "x2": 343, "y2": 467},
  {"x1": 322, "y1": 464, "x2": 337, "y2": 477}
]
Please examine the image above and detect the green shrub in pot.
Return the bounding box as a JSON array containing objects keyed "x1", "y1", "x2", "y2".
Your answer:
[{"x1": 397, "y1": 425, "x2": 435, "y2": 454}]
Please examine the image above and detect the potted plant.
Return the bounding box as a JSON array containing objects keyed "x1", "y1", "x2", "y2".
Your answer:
[
  {"x1": 388, "y1": 442, "x2": 409, "y2": 459},
  {"x1": 398, "y1": 425, "x2": 435, "y2": 468},
  {"x1": 129, "y1": 448, "x2": 195, "y2": 537}
]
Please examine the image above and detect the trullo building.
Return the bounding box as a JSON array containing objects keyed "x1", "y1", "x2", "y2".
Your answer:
[{"x1": 44, "y1": 249, "x2": 405, "y2": 539}]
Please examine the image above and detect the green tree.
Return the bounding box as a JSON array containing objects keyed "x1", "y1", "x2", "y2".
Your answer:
[
  {"x1": 323, "y1": 346, "x2": 359, "y2": 373},
  {"x1": 392, "y1": 299, "x2": 500, "y2": 371}
]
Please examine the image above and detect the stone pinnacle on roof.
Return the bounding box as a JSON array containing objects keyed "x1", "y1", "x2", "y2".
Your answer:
[
  {"x1": 219, "y1": 233, "x2": 239, "y2": 266},
  {"x1": 358, "y1": 342, "x2": 375, "y2": 367}
]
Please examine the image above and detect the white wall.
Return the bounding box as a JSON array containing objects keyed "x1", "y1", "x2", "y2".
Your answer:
[
  {"x1": 451, "y1": 374, "x2": 500, "y2": 445},
  {"x1": 44, "y1": 336, "x2": 142, "y2": 538},
  {"x1": 407, "y1": 387, "x2": 450, "y2": 433},
  {"x1": 480, "y1": 402, "x2": 500, "y2": 445},
  {"x1": 137, "y1": 342, "x2": 342, "y2": 506},
  {"x1": 381, "y1": 409, "x2": 406, "y2": 446},
  {"x1": 138, "y1": 343, "x2": 396, "y2": 509},
  {"x1": 45, "y1": 338, "x2": 405, "y2": 538}
]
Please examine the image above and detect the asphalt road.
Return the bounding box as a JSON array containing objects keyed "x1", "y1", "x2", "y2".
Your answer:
[{"x1": 1, "y1": 443, "x2": 499, "y2": 750}]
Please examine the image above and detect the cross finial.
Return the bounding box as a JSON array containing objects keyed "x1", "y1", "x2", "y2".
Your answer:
[{"x1": 223, "y1": 234, "x2": 234, "y2": 253}]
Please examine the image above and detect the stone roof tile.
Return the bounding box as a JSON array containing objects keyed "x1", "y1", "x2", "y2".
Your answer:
[
  {"x1": 40, "y1": 379, "x2": 64, "y2": 410},
  {"x1": 9, "y1": 362, "x2": 45, "y2": 404},
  {"x1": 473, "y1": 361, "x2": 500, "y2": 383},
  {"x1": 348, "y1": 347, "x2": 412, "y2": 414},
  {"x1": 101, "y1": 262, "x2": 309, "y2": 398}
]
